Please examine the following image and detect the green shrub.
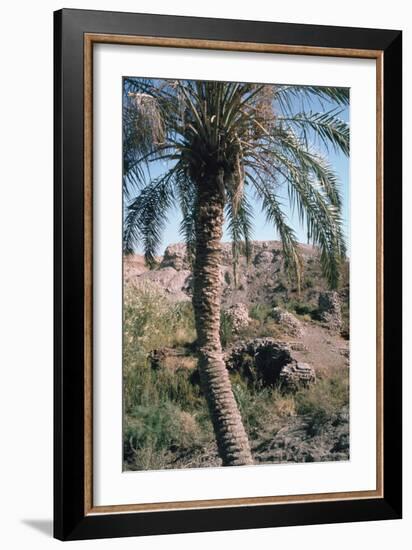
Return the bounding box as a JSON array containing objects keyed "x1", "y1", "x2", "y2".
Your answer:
[
  {"x1": 124, "y1": 402, "x2": 205, "y2": 470},
  {"x1": 220, "y1": 310, "x2": 234, "y2": 347},
  {"x1": 124, "y1": 360, "x2": 202, "y2": 413},
  {"x1": 249, "y1": 303, "x2": 273, "y2": 323},
  {"x1": 340, "y1": 300, "x2": 350, "y2": 339},
  {"x1": 123, "y1": 357, "x2": 213, "y2": 470},
  {"x1": 232, "y1": 382, "x2": 269, "y2": 437},
  {"x1": 123, "y1": 282, "x2": 196, "y2": 357},
  {"x1": 231, "y1": 381, "x2": 292, "y2": 439},
  {"x1": 283, "y1": 299, "x2": 317, "y2": 318},
  {"x1": 295, "y1": 370, "x2": 349, "y2": 435},
  {"x1": 123, "y1": 282, "x2": 208, "y2": 470},
  {"x1": 304, "y1": 278, "x2": 314, "y2": 289}
]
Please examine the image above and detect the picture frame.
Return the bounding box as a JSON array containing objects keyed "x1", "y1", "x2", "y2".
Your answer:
[{"x1": 54, "y1": 8, "x2": 402, "y2": 541}]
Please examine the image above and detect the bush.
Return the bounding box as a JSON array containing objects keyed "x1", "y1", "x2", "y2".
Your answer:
[
  {"x1": 295, "y1": 370, "x2": 349, "y2": 435},
  {"x1": 340, "y1": 300, "x2": 350, "y2": 340},
  {"x1": 232, "y1": 382, "x2": 274, "y2": 438},
  {"x1": 125, "y1": 360, "x2": 201, "y2": 411},
  {"x1": 304, "y1": 278, "x2": 314, "y2": 289},
  {"x1": 123, "y1": 356, "x2": 214, "y2": 470},
  {"x1": 124, "y1": 403, "x2": 204, "y2": 470},
  {"x1": 123, "y1": 282, "x2": 196, "y2": 357},
  {"x1": 220, "y1": 310, "x2": 234, "y2": 347},
  {"x1": 272, "y1": 394, "x2": 296, "y2": 417},
  {"x1": 282, "y1": 298, "x2": 319, "y2": 319},
  {"x1": 123, "y1": 283, "x2": 210, "y2": 470},
  {"x1": 249, "y1": 303, "x2": 272, "y2": 323}
]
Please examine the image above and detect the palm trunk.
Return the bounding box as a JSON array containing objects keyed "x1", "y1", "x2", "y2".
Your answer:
[{"x1": 192, "y1": 178, "x2": 253, "y2": 466}]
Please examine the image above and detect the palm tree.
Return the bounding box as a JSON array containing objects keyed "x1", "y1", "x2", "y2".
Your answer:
[{"x1": 123, "y1": 78, "x2": 349, "y2": 466}]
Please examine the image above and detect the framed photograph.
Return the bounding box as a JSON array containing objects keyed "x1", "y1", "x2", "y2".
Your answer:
[{"x1": 54, "y1": 8, "x2": 402, "y2": 541}]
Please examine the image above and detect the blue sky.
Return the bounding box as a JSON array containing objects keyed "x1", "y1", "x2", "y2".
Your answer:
[{"x1": 124, "y1": 82, "x2": 349, "y2": 255}]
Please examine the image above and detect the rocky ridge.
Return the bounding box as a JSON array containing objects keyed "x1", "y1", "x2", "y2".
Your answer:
[{"x1": 124, "y1": 241, "x2": 349, "y2": 312}]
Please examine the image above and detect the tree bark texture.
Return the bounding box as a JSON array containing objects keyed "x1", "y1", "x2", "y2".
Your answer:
[{"x1": 192, "y1": 180, "x2": 253, "y2": 466}]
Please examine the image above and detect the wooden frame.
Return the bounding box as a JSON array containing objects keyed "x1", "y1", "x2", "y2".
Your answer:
[{"x1": 54, "y1": 8, "x2": 402, "y2": 540}]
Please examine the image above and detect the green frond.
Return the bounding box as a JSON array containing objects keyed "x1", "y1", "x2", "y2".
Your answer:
[
  {"x1": 277, "y1": 109, "x2": 349, "y2": 155},
  {"x1": 175, "y1": 171, "x2": 197, "y2": 264},
  {"x1": 274, "y1": 85, "x2": 349, "y2": 113},
  {"x1": 245, "y1": 171, "x2": 302, "y2": 289},
  {"x1": 123, "y1": 171, "x2": 176, "y2": 266},
  {"x1": 225, "y1": 192, "x2": 254, "y2": 284},
  {"x1": 304, "y1": 86, "x2": 349, "y2": 107},
  {"x1": 266, "y1": 127, "x2": 344, "y2": 209},
  {"x1": 273, "y1": 159, "x2": 346, "y2": 288}
]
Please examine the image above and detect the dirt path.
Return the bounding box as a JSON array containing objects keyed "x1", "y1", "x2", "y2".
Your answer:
[{"x1": 288, "y1": 321, "x2": 349, "y2": 376}]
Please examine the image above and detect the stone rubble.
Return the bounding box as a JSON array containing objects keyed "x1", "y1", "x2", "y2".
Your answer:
[
  {"x1": 279, "y1": 362, "x2": 316, "y2": 391},
  {"x1": 225, "y1": 338, "x2": 315, "y2": 390},
  {"x1": 223, "y1": 303, "x2": 250, "y2": 333},
  {"x1": 318, "y1": 291, "x2": 342, "y2": 331},
  {"x1": 272, "y1": 307, "x2": 304, "y2": 338}
]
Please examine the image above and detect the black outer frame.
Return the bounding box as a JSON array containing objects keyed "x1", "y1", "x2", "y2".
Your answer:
[{"x1": 54, "y1": 8, "x2": 402, "y2": 541}]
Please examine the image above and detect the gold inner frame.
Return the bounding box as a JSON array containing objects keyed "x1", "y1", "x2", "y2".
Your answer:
[{"x1": 84, "y1": 33, "x2": 384, "y2": 515}]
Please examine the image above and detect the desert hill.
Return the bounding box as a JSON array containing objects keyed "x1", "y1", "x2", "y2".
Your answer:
[{"x1": 124, "y1": 240, "x2": 349, "y2": 314}]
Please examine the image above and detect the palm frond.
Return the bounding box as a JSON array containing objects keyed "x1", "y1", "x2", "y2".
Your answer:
[
  {"x1": 264, "y1": 127, "x2": 344, "y2": 208},
  {"x1": 123, "y1": 170, "x2": 176, "y2": 266},
  {"x1": 245, "y1": 171, "x2": 302, "y2": 289},
  {"x1": 274, "y1": 85, "x2": 349, "y2": 113},
  {"x1": 175, "y1": 171, "x2": 197, "y2": 264},
  {"x1": 270, "y1": 157, "x2": 346, "y2": 288},
  {"x1": 277, "y1": 109, "x2": 349, "y2": 155},
  {"x1": 225, "y1": 191, "x2": 254, "y2": 284}
]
